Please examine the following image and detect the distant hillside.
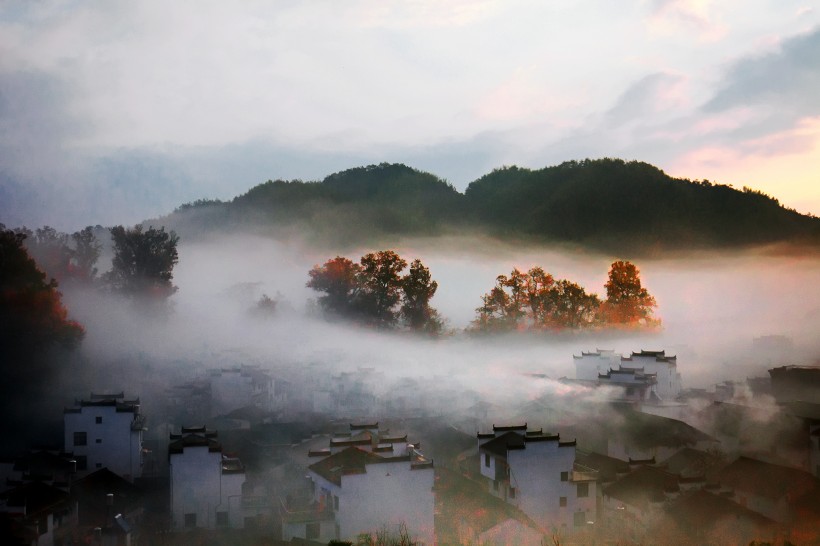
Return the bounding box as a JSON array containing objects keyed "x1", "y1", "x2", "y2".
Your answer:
[{"x1": 156, "y1": 159, "x2": 820, "y2": 253}]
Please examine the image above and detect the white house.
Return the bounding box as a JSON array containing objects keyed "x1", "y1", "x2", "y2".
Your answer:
[
  {"x1": 621, "y1": 350, "x2": 682, "y2": 400},
  {"x1": 282, "y1": 443, "x2": 435, "y2": 544},
  {"x1": 477, "y1": 424, "x2": 598, "y2": 534},
  {"x1": 573, "y1": 350, "x2": 621, "y2": 381},
  {"x1": 64, "y1": 393, "x2": 145, "y2": 481},
  {"x1": 168, "y1": 426, "x2": 246, "y2": 530},
  {"x1": 209, "y1": 366, "x2": 274, "y2": 417}
]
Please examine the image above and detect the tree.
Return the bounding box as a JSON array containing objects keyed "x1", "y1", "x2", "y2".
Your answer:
[
  {"x1": 106, "y1": 225, "x2": 179, "y2": 299},
  {"x1": 0, "y1": 225, "x2": 85, "y2": 352},
  {"x1": 307, "y1": 256, "x2": 361, "y2": 318},
  {"x1": 69, "y1": 226, "x2": 102, "y2": 282},
  {"x1": 472, "y1": 267, "x2": 602, "y2": 332},
  {"x1": 0, "y1": 224, "x2": 85, "y2": 449},
  {"x1": 357, "y1": 250, "x2": 407, "y2": 328},
  {"x1": 601, "y1": 260, "x2": 658, "y2": 327},
  {"x1": 307, "y1": 251, "x2": 443, "y2": 333},
  {"x1": 400, "y1": 259, "x2": 443, "y2": 334}
]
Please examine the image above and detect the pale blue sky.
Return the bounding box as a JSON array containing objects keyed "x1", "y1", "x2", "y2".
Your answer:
[{"x1": 2, "y1": 0, "x2": 819, "y2": 230}]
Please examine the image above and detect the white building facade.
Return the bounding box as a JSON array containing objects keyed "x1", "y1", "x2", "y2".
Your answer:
[
  {"x1": 64, "y1": 393, "x2": 145, "y2": 481},
  {"x1": 168, "y1": 427, "x2": 246, "y2": 530},
  {"x1": 478, "y1": 424, "x2": 598, "y2": 534}
]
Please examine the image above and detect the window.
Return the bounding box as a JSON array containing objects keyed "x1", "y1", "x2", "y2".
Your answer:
[
  {"x1": 509, "y1": 487, "x2": 516, "y2": 499},
  {"x1": 306, "y1": 522, "x2": 319, "y2": 540},
  {"x1": 184, "y1": 513, "x2": 197, "y2": 528},
  {"x1": 95, "y1": 438, "x2": 102, "y2": 444},
  {"x1": 574, "y1": 511, "x2": 587, "y2": 527},
  {"x1": 484, "y1": 453, "x2": 490, "y2": 467},
  {"x1": 95, "y1": 416, "x2": 103, "y2": 424},
  {"x1": 577, "y1": 483, "x2": 589, "y2": 498},
  {"x1": 73, "y1": 432, "x2": 87, "y2": 446},
  {"x1": 95, "y1": 463, "x2": 102, "y2": 469},
  {"x1": 560, "y1": 471, "x2": 568, "y2": 482},
  {"x1": 559, "y1": 496, "x2": 567, "y2": 507},
  {"x1": 216, "y1": 511, "x2": 229, "y2": 527}
]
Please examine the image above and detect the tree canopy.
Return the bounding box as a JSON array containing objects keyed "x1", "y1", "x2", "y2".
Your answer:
[
  {"x1": 105, "y1": 225, "x2": 179, "y2": 299},
  {"x1": 472, "y1": 260, "x2": 657, "y2": 333},
  {"x1": 307, "y1": 250, "x2": 443, "y2": 334}
]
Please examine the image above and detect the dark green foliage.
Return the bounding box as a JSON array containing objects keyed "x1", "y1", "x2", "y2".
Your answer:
[
  {"x1": 105, "y1": 225, "x2": 179, "y2": 299},
  {"x1": 161, "y1": 159, "x2": 820, "y2": 253},
  {"x1": 307, "y1": 251, "x2": 443, "y2": 333}
]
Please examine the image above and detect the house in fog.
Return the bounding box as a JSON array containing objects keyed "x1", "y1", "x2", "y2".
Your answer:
[
  {"x1": 769, "y1": 365, "x2": 820, "y2": 404},
  {"x1": 476, "y1": 424, "x2": 598, "y2": 534},
  {"x1": 571, "y1": 349, "x2": 682, "y2": 407},
  {"x1": 168, "y1": 426, "x2": 246, "y2": 530},
  {"x1": 718, "y1": 456, "x2": 820, "y2": 524},
  {"x1": 64, "y1": 393, "x2": 146, "y2": 481},
  {"x1": 0, "y1": 481, "x2": 77, "y2": 546},
  {"x1": 209, "y1": 366, "x2": 276, "y2": 417},
  {"x1": 307, "y1": 422, "x2": 414, "y2": 458},
  {"x1": 1, "y1": 449, "x2": 77, "y2": 492},
  {"x1": 281, "y1": 437, "x2": 435, "y2": 544}
]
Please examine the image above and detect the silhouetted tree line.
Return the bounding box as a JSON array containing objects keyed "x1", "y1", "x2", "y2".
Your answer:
[
  {"x1": 162, "y1": 159, "x2": 820, "y2": 252},
  {"x1": 471, "y1": 260, "x2": 658, "y2": 333}
]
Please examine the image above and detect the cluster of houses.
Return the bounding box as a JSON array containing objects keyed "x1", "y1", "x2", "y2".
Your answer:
[{"x1": 1, "y1": 353, "x2": 819, "y2": 545}]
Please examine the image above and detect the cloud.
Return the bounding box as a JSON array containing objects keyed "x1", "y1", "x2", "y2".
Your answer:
[
  {"x1": 704, "y1": 26, "x2": 820, "y2": 117},
  {"x1": 604, "y1": 72, "x2": 687, "y2": 127}
]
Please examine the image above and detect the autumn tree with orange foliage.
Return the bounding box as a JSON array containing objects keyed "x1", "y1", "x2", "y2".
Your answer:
[{"x1": 600, "y1": 260, "x2": 659, "y2": 328}]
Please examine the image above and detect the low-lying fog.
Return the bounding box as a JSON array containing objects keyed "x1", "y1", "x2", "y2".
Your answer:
[{"x1": 60, "y1": 234, "x2": 820, "y2": 409}]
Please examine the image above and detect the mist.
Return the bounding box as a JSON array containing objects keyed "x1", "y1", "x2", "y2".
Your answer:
[{"x1": 58, "y1": 233, "x2": 820, "y2": 406}]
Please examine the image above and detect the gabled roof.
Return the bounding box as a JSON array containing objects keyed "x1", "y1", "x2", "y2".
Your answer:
[
  {"x1": 575, "y1": 450, "x2": 629, "y2": 483},
  {"x1": 603, "y1": 466, "x2": 681, "y2": 510},
  {"x1": 665, "y1": 489, "x2": 777, "y2": 532},
  {"x1": 611, "y1": 406, "x2": 714, "y2": 449},
  {"x1": 308, "y1": 446, "x2": 407, "y2": 486},
  {"x1": 168, "y1": 432, "x2": 222, "y2": 455},
  {"x1": 662, "y1": 447, "x2": 724, "y2": 480},
  {"x1": 1, "y1": 481, "x2": 69, "y2": 516},
  {"x1": 718, "y1": 456, "x2": 819, "y2": 501}
]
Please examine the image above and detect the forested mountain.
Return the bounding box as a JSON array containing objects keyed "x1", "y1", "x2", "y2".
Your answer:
[{"x1": 158, "y1": 159, "x2": 820, "y2": 253}]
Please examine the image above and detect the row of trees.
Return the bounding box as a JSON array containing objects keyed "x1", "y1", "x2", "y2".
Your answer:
[
  {"x1": 15, "y1": 224, "x2": 180, "y2": 301},
  {"x1": 307, "y1": 251, "x2": 442, "y2": 334},
  {"x1": 472, "y1": 260, "x2": 658, "y2": 332},
  {"x1": 307, "y1": 252, "x2": 659, "y2": 335}
]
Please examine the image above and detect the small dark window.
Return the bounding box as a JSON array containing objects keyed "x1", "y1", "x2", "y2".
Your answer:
[
  {"x1": 560, "y1": 471, "x2": 568, "y2": 482},
  {"x1": 96, "y1": 416, "x2": 103, "y2": 424},
  {"x1": 574, "y1": 511, "x2": 586, "y2": 527},
  {"x1": 509, "y1": 487, "x2": 516, "y2": 499},
  {"x1": 306, "y1": 522, "x2": 319, "y2": 540},
  {"x1": 577, "y1": 482, "x2": 589, "y2": 498},
  {"x1": 216, "y1": 511, "x2": 229, "y2": 527},
  {"x1": 560, "y1": 496, "x2": 567, "y2": 507},
  {"x1": 73, "y1": 432, "x2": 87, "y2": 446},
  {"x1": 484, "y1": 453, "x2": 490, "y2": 467},
  {"x1": 95, "y1": 463, "x2": 102, "y2": 469},
  {"x1": 95, "y1": 438, "x2": 102, "y2": 444},
  {"x1": 184, "y1": 513, "x2": 196, "y2": 528}
]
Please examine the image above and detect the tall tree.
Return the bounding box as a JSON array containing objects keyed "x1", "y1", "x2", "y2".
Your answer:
[
  {"x1": 106, "y1": 225, "x2": 179, "y2": 299},
  {"x1": 400, "y1": 259, "x2": 442, "y2": 334},
  {"x1": 307, "y1": 256, "x2": 361, "y2": 318},
  {"x1": 357, "y1": 250, "x2": 407, "y2": 328},
  {"x1": 601, "y1": 260, "x2": 658, "y2": 326},
  {"x1": 69, "y1": 226, "x2": 102, "y2": 283},
  {"x1": 545, "y1": 279, "x2": 601, "y2": 329}
]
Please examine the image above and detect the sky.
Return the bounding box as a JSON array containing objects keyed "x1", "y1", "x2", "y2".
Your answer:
[{"x1": 2, "y1": 0, "x2": 820, "y2": 230}]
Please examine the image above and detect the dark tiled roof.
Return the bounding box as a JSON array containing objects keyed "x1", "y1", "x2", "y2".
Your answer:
[
  {"x1": 603, "y1": 466, "x2": 680, "y2": 510},
  {"x1": 718, "y1": 456, "x2": 819, "y2": 500},
  {"x1": 666, "y1": 489, "x2": 777, "y2": 532},
  {"x1": 575, "y1": 450, "x2": 629, "y2": 483},
  {"x1": 168, "y1": 433, "x2": 222, "y2": 455},
  {"x1": 492, "y1": 423, "x2": 527, "y2": 432},
  {"x1": 1, "y1": 481, "x2": 69, "y2": 516},
  {"x1": 308, "y1": 446, "x2": 407, "y2": 486}
]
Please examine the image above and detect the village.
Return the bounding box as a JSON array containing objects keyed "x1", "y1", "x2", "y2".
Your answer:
[{"x1": 2, "y1": 348, "x2": 819, "y2": 546}]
